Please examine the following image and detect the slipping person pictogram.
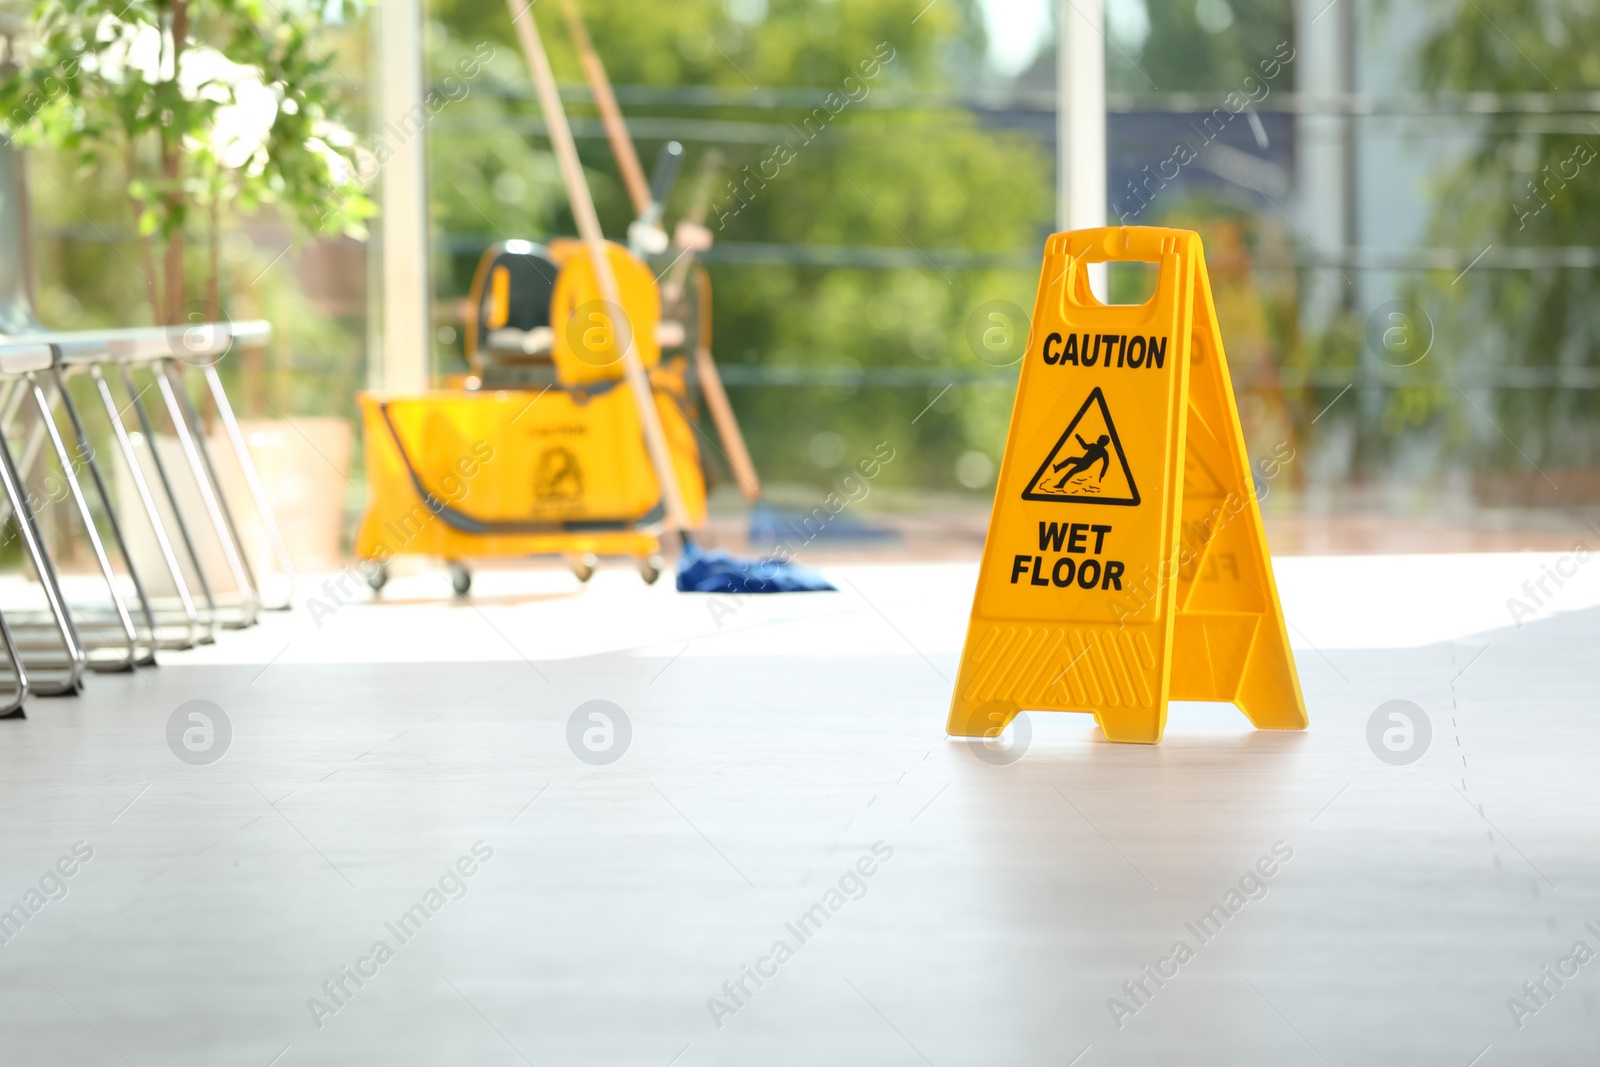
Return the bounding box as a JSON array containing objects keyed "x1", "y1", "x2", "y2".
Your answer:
[
  {"x1": 1022, "y1": 387, "x2": 1140, "y2": 506},
  {"x1": 1051, "y1": 434, "x2": 1111, "y2": 488}
]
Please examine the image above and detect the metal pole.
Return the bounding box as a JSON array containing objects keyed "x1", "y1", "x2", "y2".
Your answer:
[
  {"x1": 0, "y1": 417, "x2": 84, "y2": 693},
  {"x1": 119, "y1": 363, "x2": 219, "y2": 643},
  {"x1": 151, "y1": 363, "x2": 258, "y2": 626},
  {"x1": 1059, "y1": 0, "x2": 1108, "y2": 295},
  {"x1": 26, "y1": 375, "x2": 141, "y2": 669},
  {"x1": 1295, "y1": 0, "x2": 1351, "y2": 334},
  {"x1": 375, "y1": 0, "x2": 431, "y2": 393},
  {"x1": 91, "y1": 364, "x2": 203, "y2": 648},
  {"x1": 47, "y1": 368, "x2": 160, "y2": 664},
  {"x1": 202, "y1": 361, "x2": 297, "y2": 608}
]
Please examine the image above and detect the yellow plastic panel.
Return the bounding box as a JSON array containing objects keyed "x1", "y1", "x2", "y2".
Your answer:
[
  {"x1": 488, "y1": 265, "x2": 511, "y2": 329},
  {"x1": 549, "y1": 241, "x2": 661, "y2": 387},
  {"x1": 354, "y1": 383, "x2": 705, "y2": 563}
]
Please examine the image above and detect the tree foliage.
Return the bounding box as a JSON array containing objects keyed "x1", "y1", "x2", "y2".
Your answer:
[
  {"x1": 1410, "y1": 0, "x2": 1600, "y2": 474},
  {"x1": 0, "y1": 0, "x2": 372, "y2": 323}
]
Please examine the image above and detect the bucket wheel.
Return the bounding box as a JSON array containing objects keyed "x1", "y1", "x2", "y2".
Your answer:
[
  {"x1": 638, "y1": 555, "x2": 664, "y2": 585},
  {"x1": 567, "y1": 553, "x2": 598, "y2": 583},
  {"x1": 447, "y1": 562, "x2": 472, "y2": 596}
]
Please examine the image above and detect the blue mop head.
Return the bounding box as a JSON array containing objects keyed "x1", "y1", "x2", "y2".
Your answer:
[{"x1": 675, "y1": 548, "x2": 837, "y2": 593}]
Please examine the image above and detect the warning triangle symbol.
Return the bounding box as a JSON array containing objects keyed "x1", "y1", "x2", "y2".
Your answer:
[{"x1": 1021, "y1": 387, "x2": 1141, "y2": 506}]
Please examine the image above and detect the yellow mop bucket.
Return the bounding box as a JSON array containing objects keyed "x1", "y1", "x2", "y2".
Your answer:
[
  {"x1": 355, "y1": 381, "x2": 706, "y2": 586},
  {"x1": 355, "y1": 239, "x2": 707, "y2": 591}
]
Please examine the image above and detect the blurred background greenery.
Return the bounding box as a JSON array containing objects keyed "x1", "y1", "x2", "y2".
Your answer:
[{"x1": 4, "y1": 0, "x2": 1599, "y2": 545}]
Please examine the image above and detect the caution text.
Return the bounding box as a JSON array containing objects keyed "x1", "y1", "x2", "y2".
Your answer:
[{"x1": 1042, "y1": 332, "x2": 1167, "y2": 370}]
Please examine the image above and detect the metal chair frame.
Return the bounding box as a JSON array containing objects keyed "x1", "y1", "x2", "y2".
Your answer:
[
  {"x1": 0, "y1": 365, "x2": 148, "y2": 671},
  {"x1": 0, "y1": 341, "x2": 88, "y2": 695},
  {"x1": 0, "y1": 321, "x2": 290, "y2": 712}
]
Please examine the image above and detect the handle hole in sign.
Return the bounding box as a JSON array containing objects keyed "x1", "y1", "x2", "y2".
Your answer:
[{"x1": 1105, "y1": 260, "x2": 1160, "y2": 306}]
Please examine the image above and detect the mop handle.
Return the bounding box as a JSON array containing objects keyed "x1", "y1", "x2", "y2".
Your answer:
[
  {"x1": 506, "y1": 0, "x2": 695, "y2": 537},
  {"x1": 559, "y1": 0, "x2": 651, "y2": 217},
  {"x1": 692, "y1": 264, "x2": 761, "y2": 501},
  {"x1": 545, "y1": 13, "x2": 756, "y2": 507}
]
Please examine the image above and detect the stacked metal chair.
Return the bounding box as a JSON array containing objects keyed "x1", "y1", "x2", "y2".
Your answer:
[{"x1": 0, "y1": 143, "x2": 296, "y2": 718}]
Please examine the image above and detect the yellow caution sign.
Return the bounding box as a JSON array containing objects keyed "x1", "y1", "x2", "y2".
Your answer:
[{"x1": 948, "y1": 226, "x2": 1306, "y2": 744}]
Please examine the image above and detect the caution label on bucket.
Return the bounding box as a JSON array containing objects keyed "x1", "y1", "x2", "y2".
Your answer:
[
  {"x1": 946, "y1": 226, "x2": 1307, "y2": 745},
  {"x1": 535, "y1": 446, "x2": 584, "y2": 502}
]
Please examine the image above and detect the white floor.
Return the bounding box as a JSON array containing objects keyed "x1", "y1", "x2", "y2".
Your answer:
[{"x1": 1, "y1": 553, "x2": 1597, "y2": 1065}]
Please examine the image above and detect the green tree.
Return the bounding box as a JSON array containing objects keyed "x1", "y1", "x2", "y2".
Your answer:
[
  {"x1": 1409, "y1": 0, "x2": 1600, "y2": 478},
  {"x1": 1106, "y1": 0, "x2": 1296, "y2": 93},
  {"x1": 0, "y1": 0, "x2": 372, "y2": 324}
]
